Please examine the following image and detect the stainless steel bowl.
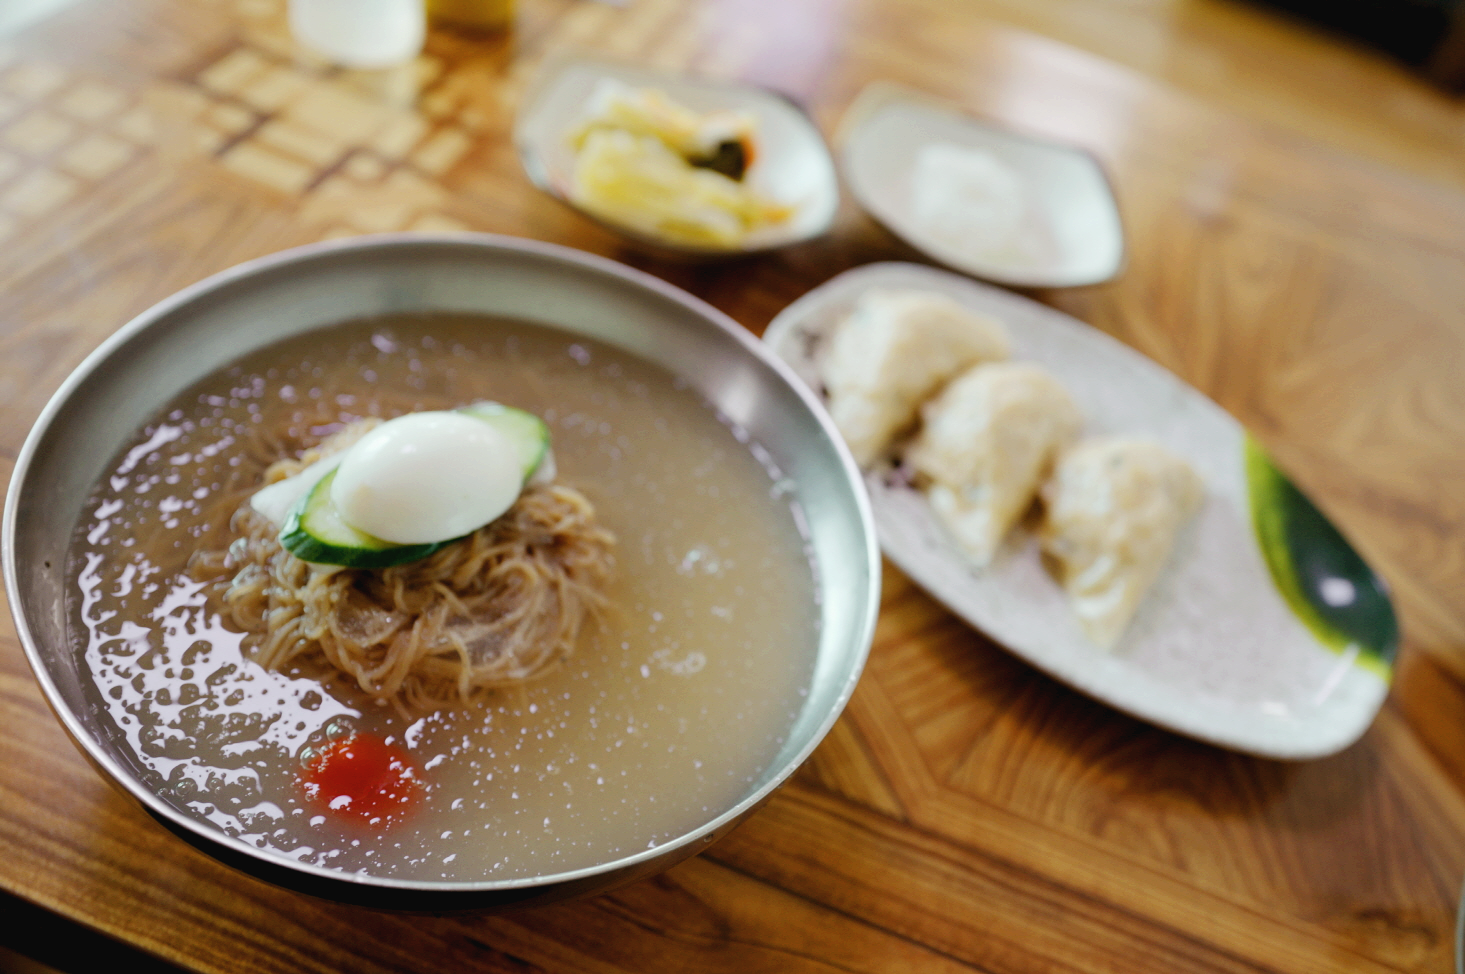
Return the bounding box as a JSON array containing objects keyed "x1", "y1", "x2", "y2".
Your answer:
[
  {"x1": 1456, "y1": 877, "x2": 1464, "y2": 974},
  {"x1": 3, "y1": 233, "x2": 879, "y2": 911}
]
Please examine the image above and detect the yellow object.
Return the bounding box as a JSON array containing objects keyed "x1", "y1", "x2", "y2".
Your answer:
[
  {"x1": 566, "y1": 82, "x2": 789, "y2": 247},
  {"x1": 570, "y1": 129, "x2": 791, "y2": 248},
  {"x1": 570, "y1": 84, "x2": 755, "y2": 163},
  {"x1": 428, "y1": 0, "x2": 513, "y2": 30}
]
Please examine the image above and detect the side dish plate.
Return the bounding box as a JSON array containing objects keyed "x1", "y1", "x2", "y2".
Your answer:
[
  {"x1": 515, "y1": 53, "x2": 839, "y2": 256},
  {"x1": 764, "y1": 262, "x2": 1395, "y2": 759},
  {"x1": 838, "y1": 82, "x2": 1124, "y2": 288}
]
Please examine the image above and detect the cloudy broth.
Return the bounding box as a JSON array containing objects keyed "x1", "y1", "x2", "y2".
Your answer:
[{"x1": 69, "y1": 315, "x2": 819, "y2": 881}]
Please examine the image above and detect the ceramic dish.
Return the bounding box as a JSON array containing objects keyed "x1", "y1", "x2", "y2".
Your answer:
[
  {"x1": 764, "y1": 262, "x2": 1396, "y2": 759},
  {"x1": 5, "y1": 234, "x2": 880, "y2": 910},
  {"x1": 838, "y1": 82, "x2": 1124, "y2": 288},
  {"x1": 514, "y1": 54, "x2": 839, "y2": 256}
]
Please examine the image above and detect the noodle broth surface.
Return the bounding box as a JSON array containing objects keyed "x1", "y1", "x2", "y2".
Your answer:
[{"x1": 69, "y1": 315, "x2": 819, "y2": 881}]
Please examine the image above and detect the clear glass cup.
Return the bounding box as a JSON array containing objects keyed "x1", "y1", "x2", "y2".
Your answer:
[{"x1": 289, "y1": 0, "x2": 426, "y2": 68}]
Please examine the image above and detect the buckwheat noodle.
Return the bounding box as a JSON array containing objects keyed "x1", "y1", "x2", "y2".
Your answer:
[{"x1": 190, "y1": 419, "x2": 615, "y2": 711}]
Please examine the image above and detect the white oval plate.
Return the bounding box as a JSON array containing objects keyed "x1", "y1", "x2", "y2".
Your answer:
[
  {"x1": 514, "y1": 54, "x2": 839, "y2": 256},
  {"x1": 839, "y1": 82, "x2": 1124, "y2": 288},
  {"x1": 765, "y1": 262, "x2": 1393, "y2": 759}
]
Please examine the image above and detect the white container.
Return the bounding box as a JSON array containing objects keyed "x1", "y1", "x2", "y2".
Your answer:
[
  {"x1": 289, "y1": 0, "x2": 426, "y2": 68},
  {"x1": 838, "y1": 82, "x2": 1126, "y2": 288}
]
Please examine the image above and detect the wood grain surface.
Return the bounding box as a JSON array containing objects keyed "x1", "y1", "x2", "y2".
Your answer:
[{"x1": 1, "y1": 0, "x2": 1463, "y2": 972}]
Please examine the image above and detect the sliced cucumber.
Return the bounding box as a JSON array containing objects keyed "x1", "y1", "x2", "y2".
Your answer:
[
  {"x1": 280, "y1": 468, "x2": 448, "y2": 568},
  {"x1": 250, "y1": 454, "x2": 343, "y2": 526},
  {"x1": 277, "y1": 403, "x2": 554, "y2": 568},
  {"x1": 457, "y1": 401, "x2": 551, "y2": 481}
]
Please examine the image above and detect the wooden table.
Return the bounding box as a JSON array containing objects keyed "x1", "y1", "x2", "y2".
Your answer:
[{"x1": 2, "y1": 0, "x2": 1464, "y2": 971}]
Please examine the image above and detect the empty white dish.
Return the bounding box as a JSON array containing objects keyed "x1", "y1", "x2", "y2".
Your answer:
[
  {"x1": 839, "y1": 82, "x2": 1124, "y2": 288},
  {"x1": 514, "y1": 54, "x2": 840, "y2": 256}
]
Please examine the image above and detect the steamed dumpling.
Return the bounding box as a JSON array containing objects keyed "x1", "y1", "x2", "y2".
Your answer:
[
  {"x1": 1039, "y1": 437, "x2": 1204, "y2": 649},
  {"x1": 907, "y1": 362, "x2": 1081, "y2": 566},
  {"x1": 821, "y1": 289, "x2": 1011, "y2": 467}
]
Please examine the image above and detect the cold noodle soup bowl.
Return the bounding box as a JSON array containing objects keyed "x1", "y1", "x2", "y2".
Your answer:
[{"x1": 4, "y1": 234, "x2": 879, "y2": 911}]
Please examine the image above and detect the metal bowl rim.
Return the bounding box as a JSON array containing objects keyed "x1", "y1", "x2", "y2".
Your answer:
[{"x1": 3, "y1": 231, "x2": 880, "y2": 895}]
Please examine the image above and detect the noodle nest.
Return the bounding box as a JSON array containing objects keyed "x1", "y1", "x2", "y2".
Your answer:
[{"x1": 191, "y1": 420, "x2": 615, "y2": 711}]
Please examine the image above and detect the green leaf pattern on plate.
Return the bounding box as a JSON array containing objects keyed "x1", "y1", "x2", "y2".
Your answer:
[{"x1": 1245, "y1": 438, "x2": 1398, "y2": 680}]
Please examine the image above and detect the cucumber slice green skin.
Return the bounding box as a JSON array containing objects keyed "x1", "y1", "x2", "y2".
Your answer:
[
  {"x1": 456, "y1": 402, "x2": 550, "y2": 480},
  {"x1": 280, "y1": 469, "x2": 451, "y2": 568},
  {"x1": 277, "y1": 402, "x2": 552, "y2": 568},
  {"x1": 250, "y1": 454, "x2": 343, "y2": 524}
]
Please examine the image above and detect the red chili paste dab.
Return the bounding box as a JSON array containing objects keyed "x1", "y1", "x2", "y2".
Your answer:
[{"x1": 299, "y1": 732, "x2": 424, "y2": 827}]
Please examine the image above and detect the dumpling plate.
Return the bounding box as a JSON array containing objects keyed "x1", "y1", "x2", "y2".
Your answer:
[{"x1": 764, "y1": 262, "x2": 1395, "y2": 759}]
